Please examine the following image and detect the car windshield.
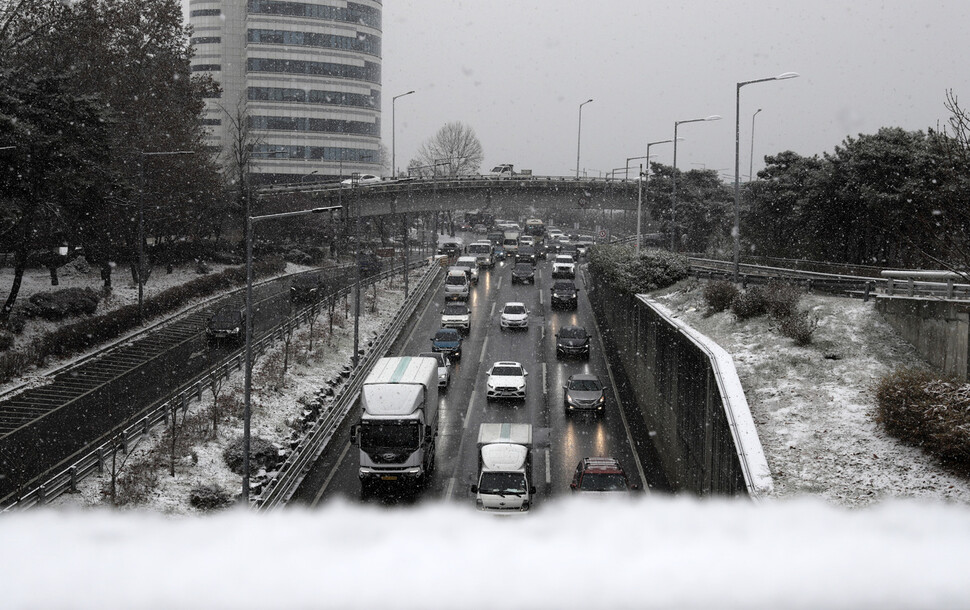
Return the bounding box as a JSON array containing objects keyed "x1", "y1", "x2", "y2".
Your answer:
[
  {"x1": 503, "y1": 305, "x2": 526, "y2": 315},
  {"x1": 556, "y1": 256, "x2": 572, "y2": 263},
  {"x1": 443, "y1": 305, "x2": 468, "y2": 315},
  {"x1": 568, "y1": 378, "x2": 602, "y2": 391},
  {"x1": 445, "y1": 275, "x2": 466, "y2": 286},
  {"x1": 468, "y1": 244, "x2": 489, "y2": 253},
  {"x1": 553, "y1": 282, "x2": 576, "y2": 291},
  {"x1": 514, "y1": 264, "x2": 532, "y2": 272},
  {"x1": 559, "y1": 328, "x2": 587, "y2": 339},
  {"x1": 212, "y1": 310, "x2": 240, "y2": 323},
  {"x1": 435, "y1": 330, "x2": 459, "y2": 341},
  {"x1": 579, "y1": 473, "x2": 629, "y2": 492},
  {"x1": 359, "y1": 423, "x2": 419, "y2": 451},
  {"x1": 478, "y1": 472, "x2": 527, "y2": 495},
  {"x1": 491, "y1": 366, "x2": 522, "y2": 377}
]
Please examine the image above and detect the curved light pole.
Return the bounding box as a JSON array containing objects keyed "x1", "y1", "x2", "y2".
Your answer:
[
  {"x1": 391, "y1": 90, "x2": 415, "y2": 178},
  {"x1": 243, "y1": 205, "x2": 342, "y2": 503},
  {"x1": 576, "y1": 98, "x2": 594, "y2": 178},
  {"x1": 671, "y1": 115, "x2": 721, "y2": 251},
  {"x1": 749, "y1": 108, "x2": 762, "y2": 181},
  {"x1": 734, "y1": 73, "x2": 799, "y2": 282},
  {"x1": 636, "y1": 138, "x2": 675, "y2": 256}
]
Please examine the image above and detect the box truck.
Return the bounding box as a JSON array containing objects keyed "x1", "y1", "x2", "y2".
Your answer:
[
  {"x1": 471, "y1": 423, "x2": 536, "y2": 512},
  {"x1": 351, "y1": 357, "x2": 439, "y2": 491}
]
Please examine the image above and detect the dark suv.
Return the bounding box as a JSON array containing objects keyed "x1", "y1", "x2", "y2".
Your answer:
[
  {"x1": 570, "y1": 457, "x2": 638, "y2": 493},
  {"x1": 430, "y1": 328, "x2": 463, "y2": 360},
  {"x1": 207, "y1": 306, "x2": 245, "y2": 344},
  {"x1": 550, "y1": 281, "x2": 579, "y2": 310},
  {"x1": 290, "y1": 274, "x2": 323, "y2": 304},
  {"x1": 515, "y1": 245, "x2": 537, "y2": 265},
  {"x1": 511, "y1": 262, "x2": 535, "y2": 284},
  {"x1": 555, "y1": 325, "x2": 590, "y2": 359}
]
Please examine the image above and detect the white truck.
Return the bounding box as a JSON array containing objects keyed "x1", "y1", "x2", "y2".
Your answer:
[
  {"x1": 352, "y1": 357, "x2": 439, "y2": 491},
  {"x1": 487, "y1": 164, "x2": 532, "y2": 179},
  {"x1": 471, "y1": 423, "x2": 536, "y2": 512},
  {"x1": 466, "y1": 241, "x2": 495, "y2": 268}
]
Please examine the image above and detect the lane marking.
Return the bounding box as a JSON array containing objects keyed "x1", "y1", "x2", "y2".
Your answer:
[
  {"x1": 463, "y1": 389, "x2": 477, "y2": 429},
  {"x1": 311, "y1": 441, "x2": 352, "y2": 507},
  {"x1": 445, "y1": 476, "x2": 456, "y2": 499},
  {"x1": 539, "y1": 289, "x2": 544, "y2": 306},
  {"x1": 542, "y1": 362, "x2": 548, "y2": 396},
  {"x1": 490, "y1": 302, "x2": 496, "y2": 317},
  {"x1": 497, "y1": 277, "x2": 503, "y2": 291},
  {"x1": 590, "y1": 305, "x2": 648, "y2": 489},
  {"x1": 545, "y1": 448, "x2": 552, "y2": 484},
  {"x1": 479, "y1": 336, "x2": 489, "y2": 365}
]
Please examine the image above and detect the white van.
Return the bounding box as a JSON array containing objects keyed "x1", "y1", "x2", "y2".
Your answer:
[{"x1": 444, "y1": 269, "x2": 470, "y2": 300}]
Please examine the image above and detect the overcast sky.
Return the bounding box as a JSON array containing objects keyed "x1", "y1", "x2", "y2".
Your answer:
[{"x1": 183, "y1": 1, "x2": 970, "y2": 179}]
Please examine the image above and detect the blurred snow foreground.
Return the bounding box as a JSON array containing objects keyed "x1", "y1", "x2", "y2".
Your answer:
[{"x1": 3, "y1": 498, "x2": 970, "y2": 609}]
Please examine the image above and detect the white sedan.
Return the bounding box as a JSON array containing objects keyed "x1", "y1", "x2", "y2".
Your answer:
[
  {"x1": 499, "y1": 302, "x2": 529, "y2": 330},
  {"x1": 340, "y1": 174, "x2": 382, "y2": 186},
  {"x1": 485, "y1": 361, "x2": 528, "y2": 400}
]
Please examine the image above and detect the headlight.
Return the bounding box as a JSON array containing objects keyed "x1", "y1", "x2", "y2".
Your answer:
[
  {"x1": 598, "y1": 395, "x2": 605, "y2": 403},
  {"x1": 566, "y1": 394, "x2": 578, "y2": 406}
]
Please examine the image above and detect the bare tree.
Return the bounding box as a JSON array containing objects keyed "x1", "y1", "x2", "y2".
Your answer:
[{"x1": 409, "y1": 122, "x2": 484, "y2": 177}]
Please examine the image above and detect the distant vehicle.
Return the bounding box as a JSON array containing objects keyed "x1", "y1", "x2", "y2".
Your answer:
[
  {"x1": 493, "y1": 244, "x2": 506, "y2": 261},
  {"x1": 499, "y1": 302, "x2": 529, "y2": 330},
  {"x1": 502, "y1": 231, "x2": 520, "y2": 256},
  {"x1": 486, "y1": 164, "x2": 531, "y2": 179},
  {"x1": 459, "y1": 222, "x2": 474, "y2": 232},
  {"x1": 437, "y1": 241, "x2": 462, "y2": 258},
  {"x1": 552, "y1": 254, "x2": 576, "y2": 278},
  {"x1": 351, "y1": 357, "x2": 438, "y2": 491},
  {"x1": 560, "y1": 242, "x2": 579, "y2": 261},
  {"x1": 517, "y1": 235, "x2": 535, "y2": 247},
  {"x1": 473, "y1": 223, "x2": 488, "y2": 234},
  {"x1": 563, "y1": 373, "x2": 606, "y2": 415},
  {"x1": 454, "y1": 256, "x2": 480, "y2": 283},
  {"x1": 556, "y1": 324, "x2": 590, "y2": 360},
  {"x1": 550, "y1": 280, "x2": 579, "y2": 310},
  {"x1": 524, "y1": 218, "x2": 545, "y2": 237},
  {"x1": 430, "y1": 328, "x2": 463, "y2": 360},
  {"x1": 419, "y1": 351, "x2": 452, "y2": 389},
  {"x1": 341, "y1": 173, "x2": 381, "y2": 186},
  {"x1": 206, "y1": 306, "x2": 245, "y2": 344},
  {"x1": 487, "y1": 231, "x2": 505, "y2": 246},
  {"x1": 359, "y1": 251, "x2": 383, "y2": 276},
  {"x1": 443, "y1": 269, "x2": 470, "y2": 300},
  {"x1": 471, "y1": 423, "x2": 536, "y2": 512},
  {"x1": 466, "y1": 241, "x2": 495, "y2": 268},
  {"x1": 515, "y1": 245, "x2": 537, "y2": 265},
  {"x1": 290, "y1": 273, "x2": 323, "y2": 304},
  {"x1": 511, "y1": 262, "x2": 535, "y2": 284},
  {"x1": 441, "y1": 303, "x2": 471, "y2": 332},
  {"x1": 570, "y1": 457, "x2": 637, "y2": 494},
  {"x1": 485, "y1": 361, "x2": 528, "y2": 400}
]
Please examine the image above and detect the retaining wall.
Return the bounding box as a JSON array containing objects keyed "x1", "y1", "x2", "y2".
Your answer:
[
  {"x1": 588, "y1": 274, "x2": 772, "y2": 497},
  {"x1": 875, "y1": 296, "x2": 970, "y2": 381}
]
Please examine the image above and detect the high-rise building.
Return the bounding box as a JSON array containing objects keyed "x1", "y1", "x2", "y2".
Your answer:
[{"x1": 188, "y1": 0, "x2": 382, "y2": 185}]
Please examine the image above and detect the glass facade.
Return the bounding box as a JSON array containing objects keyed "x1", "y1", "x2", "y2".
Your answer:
[
  {"x1": 247, "y1": 29, "x2": 380, "y2": 56},
  {"x1": 247, "y1": 1, "x2": 381, "y2": 29},
  {"x1": 248, "y1": 87, "x2": 379, "y2": 109}
]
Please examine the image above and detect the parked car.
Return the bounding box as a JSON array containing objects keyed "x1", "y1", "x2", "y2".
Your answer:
[
  {"x1": 207, "y1": 306, "x2": 245, "y2": 344},
  {"x1": 441, "y1": 303, "x2": 471, "y2": 332},
  {"x1": 556, "y1": 325, "x2": 590, "y2": 359},
  {"x1": 485, "y1": 361, "x2": 528, "y2": 400},
  {"x1": 430, "y1": 328, "x2": 463, "y2": 360},
  {"x1": 419, "y1": 351, "x2": 452, "y2": 389},
  {"x1": 511, "y1": 262, "x2": 536, "y2": 284},
  {"x1": 570, "y1": 457, "x2": 638, "y2": 493},
  {"x1": 563, "y1": 374, "x2": 606, "y2": 415},
  {"x1": 499, "y1": 302, "x2": 529, "y2": 330},
  {"x1": 550, "y1": 281, "x2": 579, "y2": 310}
]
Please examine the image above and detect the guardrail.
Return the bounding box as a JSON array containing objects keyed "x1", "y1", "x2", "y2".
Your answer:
[
  {"x1": 1, "y1": 261, "x2": 429, "y2": 511},
  {"x1": 255, "y1": 262, "x2": 442, "y2": 510}
]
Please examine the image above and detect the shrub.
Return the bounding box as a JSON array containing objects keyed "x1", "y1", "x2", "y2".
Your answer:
[
  {"x1": 24, "y1": 287, "x2": 100, "y2": 321},
  {"x1": 109, "y1": 456, "x2": 160, "y2": 506},
  {"x1": 763, "y1": 281, "x2": 802, "y2": 319},
  {"x1": 777, "y1": 309, "x2": 819, "y2": 346},
  {"x1": 703, "y1": 280, "x2": 739, "y2": 315},
  {"x1": 189, "y1": 484, "x2": 233, "y2": 511},
  {"x1": 731, "y1": 285, "x2": 770, "y2": 320},
  {"x1": 876, "y1": 369, "x2": 970, "y2": 471},
  {"x1": 0, "y1": 331, "x2": 14, "y2": 351},
  {"x1": 588, "y1": 245, "x2": 689, "y2": 294},
  {"x1": 223, "y1": 436, "x2": 283, "y2": 475}
]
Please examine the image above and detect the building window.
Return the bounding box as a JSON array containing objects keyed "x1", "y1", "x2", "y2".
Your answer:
[
  {"x1": 201, "y1": 118, "x2": 222, "y2": 126},
  {"x1": 247, "y1": 1, "x2": 381, "y2": 29},
  {"x1": 192, "y1": 64, "x2": 222, "y2": 72},
  {"x1": 248, "y1": 87, "x2": 379, "y2": 108},
  {"x1": 191, "y1": 36, "x2": 221, "y2": 44},
  {"x1": 190, "y1": 9, "x2": 222, "y2": 17},
  {"x1": 248, "y1": 29, "x2": 381, "y2": 57},
  {"x1": 249, "y1": 115, "x2": 380, "y2": 136},
  {"x1": 247, "y1": 58, "x2": 380, "y2": 84}
]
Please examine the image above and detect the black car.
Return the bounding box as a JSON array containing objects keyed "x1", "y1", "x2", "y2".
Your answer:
[
  {"x1": 515, "y1": 245, "x2": 537, "y2": 265},
  {"x1": 511, "y1": 262, "x2": 536, "y2": 284},
  {"x1": 560, "y1": 243, "x2": 579, "y2": 261},
  {"x1": 290, "y1": 274, "x2": 323, "y2": 304},
  {"x1": 550, "y1": 281, "x2": 579, "y2": 310},
  {"x1": 556, "y1": 325, "x2": 590, "y2": 359},
  {"x1": 207, "y1": 306, "x2": 245, "y2": 344}
]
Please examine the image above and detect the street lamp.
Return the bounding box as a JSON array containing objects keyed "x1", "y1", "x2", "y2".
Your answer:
[
  {"x1": 625, "y1": 155, "x2": 649, "y2": 180},
  {"x1": 749, "y1": 108, "x2": 762, "y2": 181},
  {"x1": 576, "y1": 98, "x2": 594, "y2": 178},
  {"x1": 636, "y1": 138, "x2": 675, "y2": 256},
  {"x1": 671, "y1": 115, "x2": 720, "y2": 251},
  {"x1": 300, "y1": 170, "x2": 319, "y2": 185},
  {"x1": 392, "y1": 90, "x2": 415, "y2": 179},
  {"x1": 242, "y1": 204, "x2": 342, "y2": 503},
  {"x1": 734, "y1": 72, "x2": 799, "y2": 281},
  {"x1": 137, "y1": 150, "x2": 194, "y2": 324}
]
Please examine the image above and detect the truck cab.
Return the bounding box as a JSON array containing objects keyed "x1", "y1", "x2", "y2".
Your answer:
[
  {"x1": 471, "y1": 423, "x2": 536, "y2": 512},
  {"x1": 487, "y1": 164, "x2": 515, "y2": 179}
]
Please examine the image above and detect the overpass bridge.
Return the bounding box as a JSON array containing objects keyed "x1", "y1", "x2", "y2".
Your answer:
[{"x1": 257, "y1": 175, "x2": 643, "y2": 219}]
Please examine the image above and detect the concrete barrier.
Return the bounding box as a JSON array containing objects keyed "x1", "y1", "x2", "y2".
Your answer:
[
  {"x1": 588, "y1": 274, "x2": 772, "y2": 498},
  {"x1": 875, "y1": 296, "x2": 970, "y2": 381}
]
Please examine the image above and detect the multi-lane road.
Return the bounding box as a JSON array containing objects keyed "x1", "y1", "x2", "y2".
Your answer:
[{"x1": 293, "y1": 240, "x2": 670, "y2": 508}]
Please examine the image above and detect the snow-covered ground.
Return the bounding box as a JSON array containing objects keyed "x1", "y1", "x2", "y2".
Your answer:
[{"x1": 652, "y1": 281, "x2": 970, "y2": 507}]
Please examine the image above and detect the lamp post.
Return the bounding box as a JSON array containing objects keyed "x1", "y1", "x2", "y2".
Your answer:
[
  {"x1": 242, "y1": 204, "x2": 341, "y2": 503},
  {"x1": 300, "y1": 170, "x2": 319, "y2": 185},
  {"x1": 576, "y1": 98, "x2": 594, "y2": 178},
  {"x1": 734, "y1": 72, "x2": 799, "y2": 282},
  {"x1": 351, "y1": 154, "x2": 372, "y2": 368},
  {"x1": 392, "y1": 90, "x2": 415, "y2": 179},
  {"x1": 636, "y1": 138, "x2": 675, "y2": 256},
  {"x1": 671, "y1": 116, "x2": 720, "y2": 251},
  {"x1": 137, "y1": 150, "x2": 193, "y2": 324},
  {"x1": 625, "y1": 155, "x2": 649, "y2": 180},
  {"x1": 749, "y1": 108, "x2": 762, "y2": 181}
]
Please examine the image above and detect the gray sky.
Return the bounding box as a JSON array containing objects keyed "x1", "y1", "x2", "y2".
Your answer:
[{"x1": 184, "y1": 0, "x2": 970, "y2": 179}]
